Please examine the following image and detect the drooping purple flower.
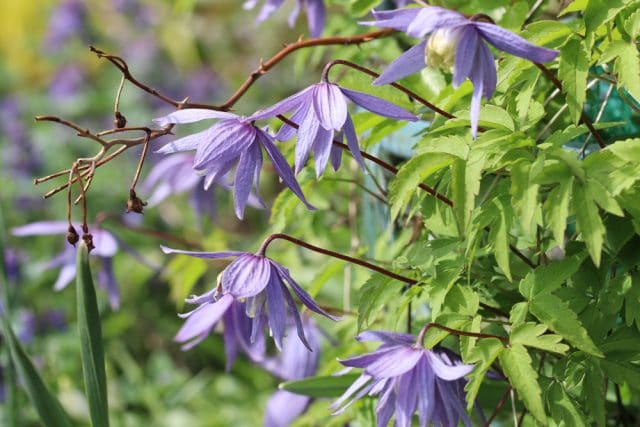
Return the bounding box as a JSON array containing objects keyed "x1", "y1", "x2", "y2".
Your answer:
[
  {"x1": 262, "y1": 318, "x2": 321, "y2": 427},
  {"x1": 361, "y1": 7, "x2": 559, "y2": 137},
  {"x1": 244, "y1": 0, "x2": 326, "y2": 38},
  {"x1": 141, "y1": 153, "x2": 263, "y2": 224},
  {"x1": 153, "y1": 110, "x2": 313, "y2": 219},
  {"x1": 248, "y1": 82, "x2": 418, "y2": 177},
  {"x1": 162, "y1": 246, "x2": 338, "y2": 353},
  {"x1": 175, "y1": 293, "x2": 267, "y2": 370},
  {"x1": 331, "y1": 331, "x2": 474, "y2": 427},
  {"x1": 12, "y1": 221, "x2": 122, "y2": 309}
]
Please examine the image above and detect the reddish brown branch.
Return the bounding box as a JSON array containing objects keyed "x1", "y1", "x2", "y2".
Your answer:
[{"x1": 534, "y1": 63, "x2": 606, "y2": 148}]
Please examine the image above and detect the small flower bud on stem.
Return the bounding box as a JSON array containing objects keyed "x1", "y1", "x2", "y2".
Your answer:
[
  {"x1": 114, "y1": 111, "x2": 127, "y2": 128},
  {"x1": 126, "y1": 189, "x2": 147, "y2": 214},
  {"x1": 66, "y1": 225, "x2": 80, "y2": 246}
]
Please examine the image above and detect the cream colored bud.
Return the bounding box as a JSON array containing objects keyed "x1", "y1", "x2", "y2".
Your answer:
[{"x1": 425, "y1": 27, "x2": 462, "y2": 72}]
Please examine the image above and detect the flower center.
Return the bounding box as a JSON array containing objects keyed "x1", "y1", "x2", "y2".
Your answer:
[{"x1": 424, "y1": 27, "x2": 462, "y2": 73}]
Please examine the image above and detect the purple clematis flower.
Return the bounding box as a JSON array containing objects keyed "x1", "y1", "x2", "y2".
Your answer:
[
  {"x1": 262, "y1": 317, "x2": 321, "y2": 427},
  {"x1": 162, "y1": 246, "x2": 338, "y2": 353},
  {"x1": 361, "y1": 6, "x2": 559, "y2": 137},
  {"x1": 331, "y1": 331, "x2": 474, "y2": 427},
  {"x1": 176, "y1": 293, "x2": 266, "y2": 371},
  {"x1": 12, "y1": 221, "x2": 121, "y2": 309},
  {"x1": 154, "y1": 109, "x2": 313, "y2": 219},
  {"x1": 248, "y1": 82, "x2": 418, "y2": 177},
  {"x1": 244, "y1": 0, "x2": 326, "y2": 38},
  {"x1": 141, "y1": 152, "x2": 264, "y2": 224}
]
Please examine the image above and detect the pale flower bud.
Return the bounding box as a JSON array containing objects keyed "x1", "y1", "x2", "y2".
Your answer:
[{"x1": 425, "y1": 27, "x2": 463, "y2": 72}]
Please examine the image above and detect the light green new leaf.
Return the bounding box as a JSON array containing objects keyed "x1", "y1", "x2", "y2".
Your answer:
[
  {"x1": 530, "y1": 293, "x2": 603, "y2": 356},
  {"x1": 573, "y1": 182, "x2": 606, "y2": 266},
  {"x1": 389, "y1": 153, "x2": 455, "y2": 220},
  {"x1": 614, "y1": 42, "x2": 640, "y2": 102},
  {"x1": 489, "y1": 197, "x2": 513, "y2": 281},
  {"x1": 604, "y1": 138, "x2": 640, "y2": 163},
  {"x1": 280, "y1": 374, "x2": 361, "y2": 398},
  {"x1": 587, "y1": 178, "x2": 624, "y2": 217},
  {"x1": 451, "y1": 151, "x2": 485, "y2": 235},
  {"x1": 510, "y1": 302, "x2": 529, "y2": 327},
  {"x1": 559, "y1": 0, "x2": 587, "y2": 15},
  {"x1": 464, "y1": 338, "x2": 503, "y2": 410},
  {"x1": 499, "y1": 344, "x2": 546, "y2": 424},
  {"x1": 427, "y1": 260, "x2": 464, "y2": 320},
  {"x1": 559, "y1": 38, "x2": 589, "y2": 124},
  {"x1": 625, "y1": 9, "x2": 640, "y2": 40},
  {"x1": 545, "y1": 382, "x2": 587, "y2": 427},
  {"x1": 77, "y1": 243, "x2": 110, "y2": 427},
  {"x1": 511, "y1": 160, "x2": 540, "y2": 237},
  {"x1": 543, "y1": 176, "x2": 573, "y2": 245},
  {"x1": 357, "y1": 274, "x2": 396, "y2": 330}
]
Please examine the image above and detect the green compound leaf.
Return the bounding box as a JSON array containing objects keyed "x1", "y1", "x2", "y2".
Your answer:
[
  {"x1": 464, "y1": 338, "x2": 504, "y2": 411},
  {"x1": 573, "y1": 181, "x2": 606, "y2": 266},
  {"x1": 499, "y1": 344, "x2": 546, "y2": 424},
  {"x1": 389, "y1": 152, "x2": 455, "y2": 220},
  {"x1": 559, "y1": 38, "x2": 589, "y2": 124},
  {"x1": 511, "y1": 322, "x2": 569, "y2": 355},
  {"x1": 530, "y1": 293, "x2": 603, "y2": 357},
  {"x1": 76, "y1": 243, "x2": 110, "y2": 427}
]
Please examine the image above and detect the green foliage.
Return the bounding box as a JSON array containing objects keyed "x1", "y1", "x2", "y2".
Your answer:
[
  {"x1": 76, "y1": 243, "x2": 110, "y2": 427},
  {"x1": 280, "y1": 374, "x2": 361, "y2": 398},
  {"x1": 500, "y1": 344, "x2": 546, "y2": 424}
]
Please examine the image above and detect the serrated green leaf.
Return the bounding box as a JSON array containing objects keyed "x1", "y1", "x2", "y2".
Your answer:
[
  {"x1": 604, "y1": 138, "x2": 640, "y2": 163},
  {"x1": 544, "y1": 176, "x2": 573, "y2": 245},
  {"x1": 465, "y1": 338, "x2": 504, "y2": 410},
  {"x1": 530, "y1": 293, "x2": 603, "y2": 356},
  {"x1": 389, "y1": 153, "x2": 455, "y2": 220},
  {"x1": 625, "y1": 9, "x2": 640, "y2": 39},
  {"x1": 510, "y1": 302, "x2": 529, "y2": 327},
  {"x1": 614, "y1": 42, "x2": 640, "y2": 101},
  {"x1": 357, "y1": 274, "x2": 396, "y2": 330},
  {"x1": 511, "y1": 322, "x2": 569, "y2": 354},
  {"x1": 559, "y1": 0, "x2": 587, "y2": 15},
  {"x1": 625, "y1": 276, "x2": 640, "y2": 329},
  {"x1": 511, "y1": 160, "x2": 540, "y2": 237},
  {"x1": 559, "y1": 38, "x2": 589, "y2": 124},
  {"x1": 489, "y1": 197, "x2": 513, "y2": 281},
  {"x1": 426, "y1": 260, "x2": 464, "y2": 320},
  {"x1": 581, "y1": 359, "x2": 605, "y2": 425},
  {"x1": 585, "y1": 0, "x2": 630, "y2": 34},
  {"x1": 600, "y1": 359, "x2": 640, "y2": 387},
  {"x1": 574, "y1": 181, "x2": 605, "y2": 266},
  {"x1": 516, "y1": 70, "x2": 540, "y2": 127},
  {"x1": 280, "y1": 374, "x2": 361, "y2": 398},
  {"x1": 519, "y1": 254, "x2": 585, "y2": 298},
  {"x1": 545, "y1": 381, "x2": 587, "y2": 427},
  {"x1": 499, "y1": 344, "x2": 546, "y2": 424},
  {"x1": 77, "y1": 243, "x2": 110, "y2": 427},
  {"x1": 415, "y1": 134, "x2": 469, "y2": 159}
]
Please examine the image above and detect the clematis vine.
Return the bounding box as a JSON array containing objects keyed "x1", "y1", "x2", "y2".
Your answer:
[
  {"x1": 161, "y1": 246, "x2": 338, "y2": 353},
  {"x1": 361, "y1": 6, "x2": 559, "y2": 137},
  {"x1": 244, "y1": 0, "x2": 326, "y2": 38},
  {"x1": 248, "y1": 81, "x2": 418, "y2": 177},
  {"x1": 154, "y1": 109, "x2": 313, "y2": 220},
  {"x1": 12, "y1": 221, "x2": 122, "y2": 309},
  {"x1": 332, "y1": 331, "x2": 474, "y2": 427}
]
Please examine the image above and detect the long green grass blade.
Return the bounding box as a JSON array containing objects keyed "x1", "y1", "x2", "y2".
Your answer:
[{"x1": 76, "y1": 242, "x2": 110, "y2": 427}]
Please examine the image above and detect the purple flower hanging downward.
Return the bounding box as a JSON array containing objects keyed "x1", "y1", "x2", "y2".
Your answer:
[
  {"x1": 249, "y1": 82, "x2": 418, "y2": 177},
  {"x1": 244, "y1": 0, "x2": 326, "y2": 38},
  {"x1": 162, "y1": 246, "x2": 338, "y2": 355},
  {"x1": 332, "y1": 331, "x2": 474, "y2": 427},
  {"x1": 361, "y1": 7, "x2": 559, "y2": 137},
  {"x1": 154, "y1": 109, "x2": 313, "y2": 219},
  {"x1": 12, "y1": 221, "x2": 121, "y2": 309}
]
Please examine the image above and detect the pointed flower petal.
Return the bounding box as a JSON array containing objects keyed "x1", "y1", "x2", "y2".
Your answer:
[
  {"x1": 374, "y1": 40, "x2": 428, "y2": 85},
  {"x1": 312, "y1": 83, "x2": 348, "y2": 131},
  {"x1": 474, "y1": 22, "x2": 559, "y2": 63},
  {"x1": 340, "y1": 88, "x2": 418, "y2": 121},
  {"x1": 153, "y1": 109, "x2": 238, "y2": 126}
]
